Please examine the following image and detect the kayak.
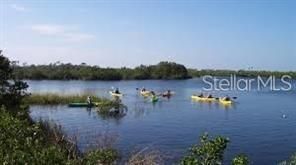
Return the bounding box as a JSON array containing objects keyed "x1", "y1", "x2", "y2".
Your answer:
[
  {"x1": 162, "y1": 94, "x2": 172, "y2": 97},
  {"x1": 191, "y1": 95, "x2": 215, "y2": 101},
  {"x1": 140, "y1": 91, "x2": 151, "y2": 96},
  {"x1": 68, "y1": 102, "x2": 101, "y2": 107},
  {"x1": 109, "y1": 91, "x2": 123, "y2": 97},
  {"x1": 219, "y1": 98, "x2": 232, "y2": 105},
  {"x1": 151, "y1": 96, "x2": 159, "y2": 103},
  {"x1": 162, "y1": 92, "x2": 175, "y2": 97}
]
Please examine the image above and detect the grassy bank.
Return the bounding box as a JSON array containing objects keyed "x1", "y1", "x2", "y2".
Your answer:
[
  {"x1": 23, "y1": 93, "x2": 110, "y2": 105},
  {"x1": 0, "y1": 107, "x2": 118, "y2": 164}
]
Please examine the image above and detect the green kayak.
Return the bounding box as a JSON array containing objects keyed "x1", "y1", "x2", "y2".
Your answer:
[
  {"x1": 68, "y1": 102, "x2": 101, "y2": 107},
  {"x1": 151, "y1": 96, "x2": 159, "y2": 103}
]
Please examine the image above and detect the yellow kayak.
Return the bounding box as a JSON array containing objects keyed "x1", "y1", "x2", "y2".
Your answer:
[
  {"x1": 109, "y1": 91, "x2": 123, "y2": 97},
  {"x1": 140, "y1": 91, "x2": 151, "y2": 96},
  {"x1": 219, "y1": 98, "x2": 232, "y2": 104},
  {"x1": 191, "y1": 95, "x2": 216, "y2": 102}
]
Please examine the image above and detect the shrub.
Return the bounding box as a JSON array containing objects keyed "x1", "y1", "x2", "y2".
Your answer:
[
  {"x1": 232, "y1": 154, "x2": 249, "y2": 165},
  {"x1": 0, "y1": 108, "x2": 71, "y2": 164},
  {"x1": 181, "y1": 133, "x2": 229, "y2": 165}
]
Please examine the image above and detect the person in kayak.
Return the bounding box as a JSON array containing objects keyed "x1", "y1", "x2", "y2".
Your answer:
[
  {"x1": 207, "y1": 94, "x2": 213, "y2": 98},
  {"x1": 198, "y1": 93, "x2": 204, "y2": 97},
  {"x1": 223, "y1": 96, "x2": 231, "y2": 101},
  {"x1": 114, "y1": 88, "x2": 121, "y2": 94},
  {"x1": 150, "y1": 91, "x2": 155, "y2": 96},
  {"x1": 86, "y1": 96, "x2": 92, "y2": 105},
  {"x1": 163, "y1": 90, "x2": 172, "y2": 97},
  {"x1": 150, "y1": 91, "x2": 158, "y2": 101},
  {"x1": 141, "y1": 87, "x2": 146, "y2": 92}
]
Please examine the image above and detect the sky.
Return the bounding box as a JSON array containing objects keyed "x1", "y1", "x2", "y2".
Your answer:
[{"x1": 0, "y1": 0, "x2": 295, "y2": 70}]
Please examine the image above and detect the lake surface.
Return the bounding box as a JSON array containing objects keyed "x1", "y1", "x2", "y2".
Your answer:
[{"x1": 28, "y1": 79, "x2": 296, "y2": 164}]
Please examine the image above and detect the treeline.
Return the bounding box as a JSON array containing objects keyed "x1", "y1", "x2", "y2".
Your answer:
[
  {"x1": 13, "y1": 61, "x2": 190, "y2": 80},
  {"x1": 189, "y1": 69, "x2": 296, "y2": 78},
  {"x1": 12, "y1": 60, "x2": 296, "y2": 81}
]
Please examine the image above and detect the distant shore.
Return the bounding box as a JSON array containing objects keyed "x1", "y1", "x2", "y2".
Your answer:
[{"x1": 13, "y1": 61, "x2": 296, "y2": 80}]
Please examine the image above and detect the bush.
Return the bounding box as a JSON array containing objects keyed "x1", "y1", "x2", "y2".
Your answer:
[
  {"x1": 0, "y1": 108, "x2": 71, "y2": 164},
  {"x1": 181, "y1": 133, "x2": 229, "y2": 165},
  {"x1": 232, "y1": 154, "x2": 249, "y2": 165}
]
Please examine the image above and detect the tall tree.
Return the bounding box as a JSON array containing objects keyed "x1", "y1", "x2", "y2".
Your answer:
[{"x1": 0, "y1": 50, "x2": 28, "y2": 111}]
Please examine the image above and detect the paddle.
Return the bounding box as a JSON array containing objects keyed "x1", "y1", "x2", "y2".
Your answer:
[{"x1": 215, "y1": 96, "x2": 238, "y2": 100}]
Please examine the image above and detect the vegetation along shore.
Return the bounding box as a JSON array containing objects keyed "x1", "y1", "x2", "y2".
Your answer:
[
  {"x1": 12, "y1": 61, "x2": 296, "y2": 81},
  {"x1": 24, "y1": 93, "x2": 110, "y2": 105}
]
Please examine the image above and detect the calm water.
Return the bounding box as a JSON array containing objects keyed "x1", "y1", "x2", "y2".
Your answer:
[{"x1": 28, "y1": 79, "x2": 296, "y2": 164}]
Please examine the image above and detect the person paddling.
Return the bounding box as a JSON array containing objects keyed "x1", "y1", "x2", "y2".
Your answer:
[
  {"x1": 207, "y1": 94, "x2": 213, "y2": 98},
  {"x1": 163, "y1": 90, "x2": 172, "y2": 97},
  {"x1": 114, "y1": 88, "x2": 120, "y2": 94},
  {"x1": 151, "y1": 91, "x2": 155, "y2": 96},
  {"x1": 151, "y1": 91, "x2": 158, "y2": 102},
  {"x1": 198, "y1": 93, "x2": 204, "y2": 98},
  {"x1": 223, "y1": 95, "x2": 231, "y2": 101},
  {"x1": 141, "y1": 87, "x2": 146, "y2": 92},
  {"x1": 86, "y1": 96, "x2": 92, "y2": 105},
  {"x1": 167, "y1": 90, "x2": 171, "y2": 95}
]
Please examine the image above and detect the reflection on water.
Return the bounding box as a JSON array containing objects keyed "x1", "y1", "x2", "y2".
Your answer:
[{"x1": 29, "y1": 79, "x2": 296, "y2": 164}]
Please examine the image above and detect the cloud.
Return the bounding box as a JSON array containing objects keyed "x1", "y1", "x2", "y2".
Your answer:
[
  {"x1": 31, "y1": 24, "x2": 65, "y2": 35},
  {"x1": 10, "y1": 4, "x2": 27, "y2": 12},
  {"x1": 30, "y1": 24, "x2": 95, "y2": 42}
]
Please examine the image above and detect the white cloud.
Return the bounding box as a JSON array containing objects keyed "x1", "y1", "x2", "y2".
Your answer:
[
  {"x1": 10, "y1": 4, "x2": 27, "y2": 12},
  {"x1": 31, "y1": 24, "x2": 65, "y2": 35},
  {"x1": 30, "y1": 24, "x2": 95, "y2": 42}
]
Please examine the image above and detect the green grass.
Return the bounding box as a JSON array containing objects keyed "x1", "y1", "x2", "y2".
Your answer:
[
  {"x1": 23, "y1": 93, "x2": 110, "y2": 105},
  {"x1": 23, "y1": 93, "x2": 128, "y2": 117}
]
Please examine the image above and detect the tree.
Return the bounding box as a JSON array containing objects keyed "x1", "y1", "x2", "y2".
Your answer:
[{"x1": 0, "y1": 50, "x2": 28, "y2": 111}]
